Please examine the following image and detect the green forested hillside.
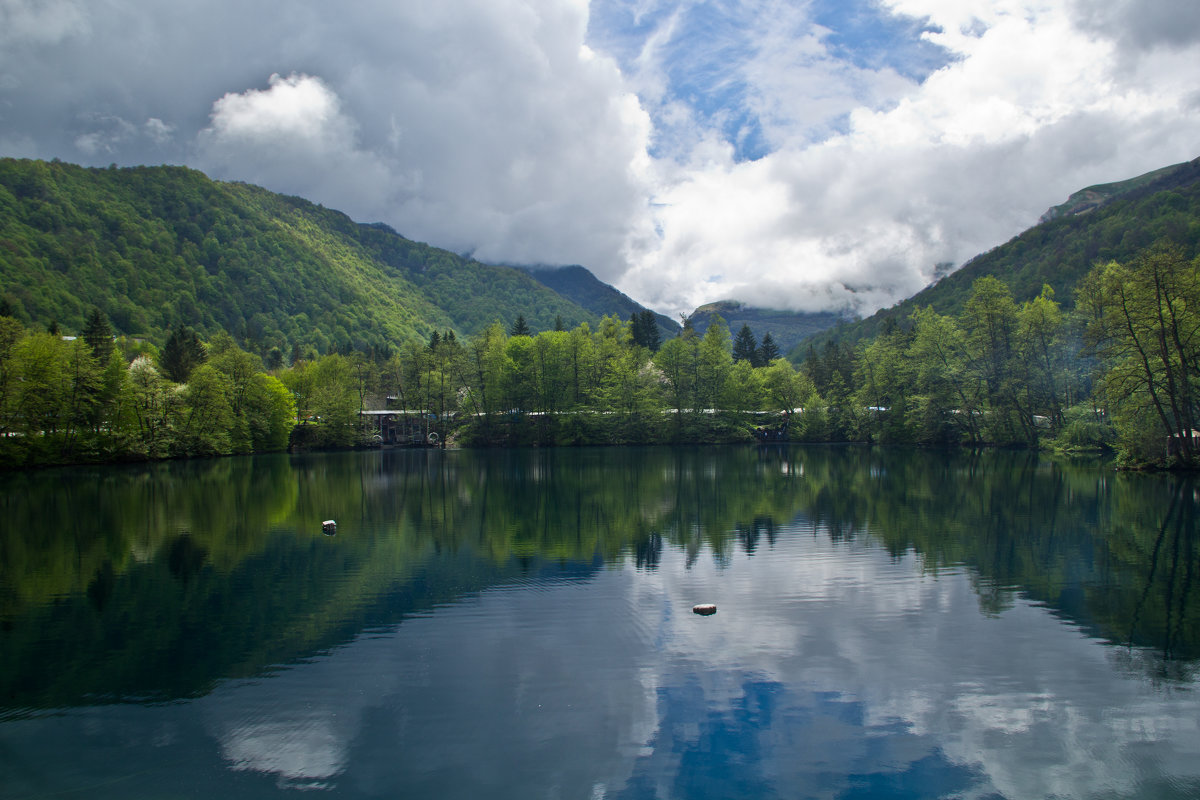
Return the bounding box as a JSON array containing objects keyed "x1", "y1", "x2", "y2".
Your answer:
[
  {"x1": 800, "y1": 156, "x2": 1200, "y2": 354},
  {"x1": 1038, "y1": 161, "x2": 1185, "y2": 222},
  {"x1": 687, "y1": 300, "x2": 845, "y2": 354},
  {"x1": 520, "y1": 265, "x2": 680, "y2": 338},
  {"x1": 0, "y1": 159, "x2": 606, "y2": 356}
]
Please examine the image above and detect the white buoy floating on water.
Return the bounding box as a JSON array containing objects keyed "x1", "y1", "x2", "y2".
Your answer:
[
  {"x1": 692, "y1": 603, "x2": 717, "y2": 616},
  {"x1": 322, "y1": 520, "x2": 337, "y2": 536}
]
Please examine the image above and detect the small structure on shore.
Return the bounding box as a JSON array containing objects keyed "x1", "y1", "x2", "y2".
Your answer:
[{"x1": 754, "y1": 420, "x2": 789, "y2": 442}]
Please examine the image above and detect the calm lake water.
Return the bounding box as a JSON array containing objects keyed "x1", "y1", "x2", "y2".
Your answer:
[{"x1": 1, "y1": 445, "x2": 1198, "y2": 799}]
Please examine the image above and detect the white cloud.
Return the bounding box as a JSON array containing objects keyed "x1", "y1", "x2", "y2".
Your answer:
[
  {"x1": 184, "y1": 3, "x2": 653, "y2": 280},
  {"x1": 144, "y1": 117, "x2": 174, "y2": 145},
  {"x1": 617, "y1": 0, "x2": 1200, "y2": 315},
  {"x1": 73, "y1": 112, "x2": 138, "y2": 156},
  {"x1": 196, "y1": 73, "x2": 397, "y2": 219},
  {"x1": 0, "y1": 0, "x2": 89, "y2": 47},
  {"x1": 1, "y1": 0, "x2": 1197, "y2": 317}
]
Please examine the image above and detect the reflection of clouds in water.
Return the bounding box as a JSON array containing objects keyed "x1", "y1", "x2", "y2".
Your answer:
[
  {"x1": 191, "y1": 526, "x2": 1200, "y2": 798},
  {"x1": 620, "y1": 527, "x2": 1200, "y2": 798},
  {"x1": 202, "y1": 573, "x2": 666, "y2": 798},
  {"x1": 221, "y1": 718, "x2": 344, "y2": 788}
]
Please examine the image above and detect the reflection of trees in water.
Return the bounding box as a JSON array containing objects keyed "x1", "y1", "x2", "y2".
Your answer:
[
  {"x1": 2, "y1": 446, "x2": 1197, "y2": 710},
  {"x1": 803, "y1": 447, "x2": 1200, "y2": 669}
]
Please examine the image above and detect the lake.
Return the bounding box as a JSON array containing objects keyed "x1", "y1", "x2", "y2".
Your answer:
[{"x1": 1, "y1": 445, "x2": 1198, "y2": 799}]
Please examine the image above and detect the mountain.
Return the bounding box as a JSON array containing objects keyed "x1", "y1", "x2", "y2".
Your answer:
[
  {"x1": 519, "y1": 264, "x2": 680, "y2": 337},
  {"x1": 798, "y1": 156, "x2": 1200, "y2": 354},
  {"x1": 0, "y1": 159, "x2": 659, "y2": 356},
  {"x1": 1037, "y1": 162, "x2": 1187, "y2": 223},
  {"x1": 686, "y1": 300, "x2": 846, "y2": 353}
]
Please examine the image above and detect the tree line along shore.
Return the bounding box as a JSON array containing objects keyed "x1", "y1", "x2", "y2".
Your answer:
[{"x1": 1, "y1": 241, "x2": 1198, "y2": 469}]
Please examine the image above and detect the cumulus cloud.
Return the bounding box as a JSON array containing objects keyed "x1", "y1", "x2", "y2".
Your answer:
[
  {"x1": 1071, "y1": 0, "x2": 1200, "y2": 54},
  {"x1": 195, "y1": 73, "x2": 397, "y2": 220},
  {"x1": 617, "y1": 0, "x2": 1200, "y2": 314},
  {"x1": 0, "y1": 0, "x2": 1198, "y2": 316}
]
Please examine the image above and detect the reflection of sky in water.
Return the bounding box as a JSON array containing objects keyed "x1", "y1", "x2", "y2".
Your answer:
[{"x1": 4, "y1": 526, "x2": 1200, "y2": 799}]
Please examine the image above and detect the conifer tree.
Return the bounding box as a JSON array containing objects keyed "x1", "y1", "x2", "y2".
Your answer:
[
  {"x1": 510, "y1": 315, "x2": 531, "y2": 337},
  {"x1": 81, "y1": 307, "x2": 114, "y2": 363},
  {"x1": 757, "y1": 332, "x2": 781, "y2": 365},
  {"x1": 631, "y1": 310, "x2": 661, "y2": 351},
  {"x1": 159, "y1": 325, "x2": 207, "y2": 383},
  {"x1": 732, "y1": 324, "x2": 758, "y2": 364}
]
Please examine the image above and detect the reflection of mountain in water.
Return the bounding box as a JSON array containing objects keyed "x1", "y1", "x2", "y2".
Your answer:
[{"x1": 1, "y1": 446, "x2": 1196, "y2": 711}]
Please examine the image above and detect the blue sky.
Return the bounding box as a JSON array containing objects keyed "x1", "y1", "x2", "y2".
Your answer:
[
  {"x1": 1, "y1": 0, "x2": 1198, "y2": 315},
  {"x1": 588, "y1": 0, "x2": 953, "y2": 161}
]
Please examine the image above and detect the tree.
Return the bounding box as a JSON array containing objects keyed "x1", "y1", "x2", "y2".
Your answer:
[
  {"x1": 13, "y1": 333, "x2": 67, "y2": 439},
  {"x1": 533, "y1": 331, "x2": 572, "y2": 414},
  {"x1": 510, "y1": 315, "x2": 532, "y2": 337},
  {"x1": 462, "y1": 322, "x2": 509, "y2": 423},
  {"x1": 805, "y1": 340, "x2": 855, "y2": 397},
  {"x1": 762, "y1": 358, "x2": 814, "y2": 416},
  {"x1": 177, "y1": 363, "x2": 234, "y2": 455},
  {"x1": 0, "y1": 316, "x2": 25, "y2": 437},
  {"x1": 122, "y1": 355, "x2": 178, "y2": 457},
  {"x1": 722, "y1": 358, "x2": 763, "y2": 413},
  {"x1": 251, "y1": 374, "x2": 297, "y2": 451},
  {"x1": 732, "y1": 324, "x2": 758, "y2": 364},
  {"x1": 756, "y1": 333, "x2": 780, "y2": 366},
  {"x1": 1016, "y1": 284, "x2": 1067, "y2": 431},
  {"x1": 1077, "y1": 245, "x2": 1200, "y2": 464},
  {"x1": 58, "y1": 339, "x2": 103, "y2": 454},
  {"x1": 853, "y1": 321, "x2": 913, "y2": 443},
  {"x1": 281, "y1": 359, "x2": 316, "y2": 423},
  {"x1": 427, "y1": 330, "x2": 464, "y2": 440},
  {"x1": 908, "y1": 306, "x2": 980, "y2": 444},
  {"x1": 961, "y1": 276, "x2": 1025, "y2": 443},
  {"x1": 159, "y1": 325, "x2": 207, "y2": 383},
  {"x1": 654, "y1": 333, "x2": 698, "y2": 419},
  {"x1": 81, "y1": 307, "x2": 114, "y2": 364},
  {"x1": 310, "y1": 354, "x2": 360, "y2": 446},
  {"x1": 696, "y1": 317, "x2": 733, "y2": 412},
  {"x1": 208, "y1": 334, "x2": 267, "y2": 451},
  {"x1": 631, "y1": 310, "x2": 661, "y2": 352}
]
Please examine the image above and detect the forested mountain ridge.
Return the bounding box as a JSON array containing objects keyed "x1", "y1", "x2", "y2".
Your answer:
[
  {"x1": 519, "y1": 264, "x2": 680, "y2": 338},
  {"x1": 799, "y1": 156, "x2": 1200, "y2": 354},
  {"x1": 687, "y1": 300, "x2": 846, "y2": 354},
  {"x1": 0, "y1": 158, "x2": 647, "y2": 356}
]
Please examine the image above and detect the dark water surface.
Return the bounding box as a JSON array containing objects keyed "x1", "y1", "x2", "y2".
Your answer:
[{"x1": 1, "y1": 446, "x2": 1198, "y2": 799}]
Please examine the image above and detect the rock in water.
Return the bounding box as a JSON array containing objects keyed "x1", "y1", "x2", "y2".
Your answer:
[
  {"x1": 322, "y1": 520, "x2": 337, "y2": 536},
  {"x1": 692, "y1": 603, "x2": 717, "y2": 616}
]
